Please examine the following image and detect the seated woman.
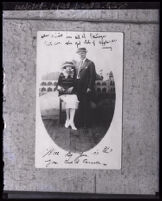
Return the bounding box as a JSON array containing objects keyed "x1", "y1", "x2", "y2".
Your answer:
[{"x1": 56, "y1": 61, "x2": 79, "y2": 130}]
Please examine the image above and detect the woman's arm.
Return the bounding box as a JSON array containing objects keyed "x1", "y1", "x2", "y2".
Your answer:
[{"x1": 56, "y1": 74, "x2": 65, "y2": 92}]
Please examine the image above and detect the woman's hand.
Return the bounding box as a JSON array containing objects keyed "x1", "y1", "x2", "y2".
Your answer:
[
  {"x1": 67, "y1": 87, "x2": 74, "y2": 93},
  {"x1": 57, "y1": 86, "x2": 65, "y2": 92}
]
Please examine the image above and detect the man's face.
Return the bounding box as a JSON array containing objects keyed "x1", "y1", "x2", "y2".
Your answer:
[{"x1": 78, "y1": 51, "x2": 86, "y2": 60}]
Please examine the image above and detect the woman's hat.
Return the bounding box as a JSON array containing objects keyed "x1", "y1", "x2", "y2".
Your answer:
[
  {"x1": 61, "y1": 61, "x2": 75, "y2": 69},
  {"x1": 76, "y1": 47, "x2": 87, "y2": 54}
]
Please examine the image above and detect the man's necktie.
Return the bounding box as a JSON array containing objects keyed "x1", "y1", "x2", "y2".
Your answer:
[{"x1": 77, "y1": 60, "x2": 84, "y2": 79}]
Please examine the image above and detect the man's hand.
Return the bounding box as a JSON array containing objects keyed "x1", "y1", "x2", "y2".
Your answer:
[
  {"x1": 67, "y1": 87, "x2": 74, "y2": 93},
  {"x1": 87, "y1": 88, "x2": 91, "y2": 93}
]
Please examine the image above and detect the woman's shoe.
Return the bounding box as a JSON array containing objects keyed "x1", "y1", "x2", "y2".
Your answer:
[
  {"x1": 65, "y1": 120, "x2": 70, "y2": 128},
  {"x1": 69, "y1": 122, "x2": 77, "y2": 130}
]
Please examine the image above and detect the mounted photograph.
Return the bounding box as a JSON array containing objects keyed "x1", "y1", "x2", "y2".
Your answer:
[{"x1": 35, "y1": 31, "x2": 123, "y2": 169}]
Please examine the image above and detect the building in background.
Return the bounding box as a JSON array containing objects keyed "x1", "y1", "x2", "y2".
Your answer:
[
  {"x1": 39, "y1": 71, "x2": 115, "y2": 95},
  {"x1": 95, "y1": 71, "x2": 115, "y2": 94}
]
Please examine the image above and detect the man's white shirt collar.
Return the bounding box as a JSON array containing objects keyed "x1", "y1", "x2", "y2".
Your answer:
[{"x1": 81, "y1": 58, "x2": 87, "y2": 64}]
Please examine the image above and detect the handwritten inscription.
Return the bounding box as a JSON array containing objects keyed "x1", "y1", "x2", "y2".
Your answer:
[
  {"x1": 41, "y1": 146, "x2": 113, "y2": 167},
  {"x1": 15, "y1": 2, "x2": 128, "y2": 10},
  {"x1": 65, "y1": 41, "x2": 72, "y2": 45},
  {"x1": 42, "y1": 148, "x2": 59, "y2": 158},
  {"x1": 65, "y1": 152, "x2": 87, "y2": 164},
  {"x1": 103, "y1": 146, "x2": 113, "y2": 153},
  {"x1": 44, "y1": 159, "x2": 58, "y2": 167},
  {"x1": 92, "y1": 146, "x2": 113, "y2": 155},
  {"x1": 90, "y1": 33, "x2": 106, "y2": 39},
  {"x1": 41, "y1": 34, "x2": 49, "y2": 39},
  {"x1": 40, "y1": 32, "x2": 117, "y2": 50}
]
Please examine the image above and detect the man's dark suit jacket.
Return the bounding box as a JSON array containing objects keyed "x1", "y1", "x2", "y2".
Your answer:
[{"x1": 76, "y1": 58, "x2": 96, "y2": 99}]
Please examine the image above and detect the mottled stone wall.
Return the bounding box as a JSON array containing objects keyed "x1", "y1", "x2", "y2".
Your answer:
[{"x1": 3, "y1": 10, "x2": 159, "y2": 194}]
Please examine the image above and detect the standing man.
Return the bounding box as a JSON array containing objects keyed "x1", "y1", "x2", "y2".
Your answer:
[{"x1": 76, "y1": 47, "x2": 96, "y2": 128}]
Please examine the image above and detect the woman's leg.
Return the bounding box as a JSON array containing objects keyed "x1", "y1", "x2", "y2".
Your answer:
[
  {"x1": 65, "y1": 94, "x2": 79, "y2": 130},
  {"x1": 69, "y1": 108, "x2": 77, "y2": 130},
  {"x1": 66, "y1": 108, "x2": 70, "y2": 121},
  {"x1": 65, "y1": 108, "x2": 70, "y2": 128}
]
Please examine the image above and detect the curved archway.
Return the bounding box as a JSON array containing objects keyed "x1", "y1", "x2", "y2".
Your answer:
[
  {"x1": 47, "y1": 87, "x2": 52, "y2": 92},
  {"x1": 41, "y1": 87, "x2": 46, "y2": 92}
]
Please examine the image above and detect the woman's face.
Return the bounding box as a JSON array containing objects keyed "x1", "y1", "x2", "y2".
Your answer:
[{"x1": 64, "y1": 66, "x2": 73, "y2": 75}]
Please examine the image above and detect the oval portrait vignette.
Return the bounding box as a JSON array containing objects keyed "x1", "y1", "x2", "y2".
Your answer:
[{"x1": 39, "y1": 70, "x2": 116, "y2": 153}]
